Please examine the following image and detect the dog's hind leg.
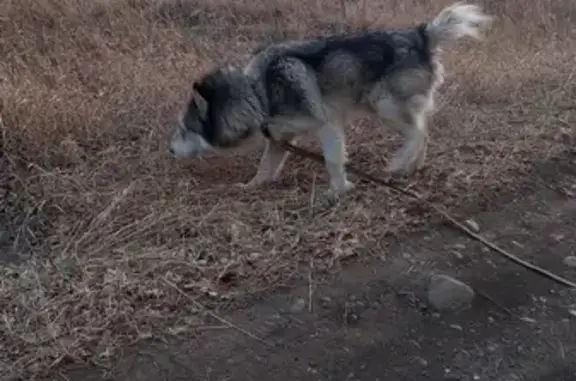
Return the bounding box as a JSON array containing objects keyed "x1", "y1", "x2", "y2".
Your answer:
[
  {"x1": 318, "y1": 123, "x2": 355, "y2": 197},
  {"x1": 374, "y1": 95, "x2": 430, "y2": 176}
]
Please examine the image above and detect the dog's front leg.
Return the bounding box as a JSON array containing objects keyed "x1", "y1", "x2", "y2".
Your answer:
[
  {"x1": 318, "y1": 124, "x2": 355, "y2": 197},
  {"x1": 240, "y1": 139, "x2": 292, "y2": 188}
]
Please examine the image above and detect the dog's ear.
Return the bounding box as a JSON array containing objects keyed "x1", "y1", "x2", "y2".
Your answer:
[{"x1": 190, "y1": 84, "x2": 209, "y2": 120}]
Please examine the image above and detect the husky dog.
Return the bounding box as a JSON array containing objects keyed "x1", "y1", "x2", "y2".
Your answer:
[{"x1": 169, "y1": 2, "x2": 492, "y2": 197}]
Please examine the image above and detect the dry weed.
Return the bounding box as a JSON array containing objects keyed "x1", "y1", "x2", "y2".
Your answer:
[{"x1": 0, "y1": 0, "x2": 575, "y2": 379}]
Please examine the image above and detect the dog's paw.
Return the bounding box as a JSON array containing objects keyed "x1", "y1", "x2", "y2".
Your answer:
[
  {"x1": 386, "y1": 158, "x2": 409, "y2": 176},
  {"x1": 387, "y1": 147, "x2": 427, "y2": 177},
  {"x1": 386, "y1": 158, "x2": 421, "y2": 178},
  {"x1": 235, "y1": 178, "x2": 272, "y2": 190},
  {"x1": 234, "y1": 182, "x2": 257, "y2": 190},
  {"x1": 325, "y1": 180, "x2": 356, "y2": 199}
]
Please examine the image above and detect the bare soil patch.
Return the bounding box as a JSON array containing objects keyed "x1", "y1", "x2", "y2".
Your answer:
[{"x1": 1, "y1": 0, "x2": 575, "y2": 379}]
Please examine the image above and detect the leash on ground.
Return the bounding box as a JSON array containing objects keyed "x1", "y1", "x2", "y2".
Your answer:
[{"x1": 275, "y1": 140, "x2": 576, "y2": 289}]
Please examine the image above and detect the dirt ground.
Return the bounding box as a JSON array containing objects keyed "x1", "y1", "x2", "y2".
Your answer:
[{"x1": 55, "y1": 152, "x2": 576, "y2": 381}]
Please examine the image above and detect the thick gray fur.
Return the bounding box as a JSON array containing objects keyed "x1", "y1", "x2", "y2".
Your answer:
[{"x1": 170, "y1": 2, "x2": 492, "y2": 197}]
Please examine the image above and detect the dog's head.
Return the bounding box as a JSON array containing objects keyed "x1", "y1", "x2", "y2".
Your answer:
[{"x1": 169, "y1": 66, "x2": 264, "y2": 159}]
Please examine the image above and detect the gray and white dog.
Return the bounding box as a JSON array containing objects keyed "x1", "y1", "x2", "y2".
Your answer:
[{"x1": 170, "y1": 2, "x2": 492, "y2": 197}]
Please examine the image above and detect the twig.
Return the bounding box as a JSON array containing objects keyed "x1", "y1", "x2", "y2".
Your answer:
[
  {"x1": 476, "y1": 290, "x2": 538, "y2": 324},
  {"x1": 309, "y1": 172, "x2": 317, "y2": 216},
  {"x1": 475, "y1": 290, "x2": 519, "y2": 318},
  {"x1": 162, "y1": 278, "x2": 275, "y2": 348},
  {"x1": 308, "y1": 259, "x2": 315, "y2": 313}
]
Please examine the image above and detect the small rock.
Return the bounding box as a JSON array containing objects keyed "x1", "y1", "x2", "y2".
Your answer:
[
  {"x1": 414, "y1": 357, "x2": 428, "y2": 367},
  {"x1": 451, "y1": 250, "x2": 464, "y2": 259},
  {"x1": 248, "y1": 252, "x2": 262, "y2": 262},
  {"x1": 552, "y1": 234, "x2": 566, "y2": 242},
  {"x1": 563, "y1": 256, "x2": 576, "y2": 268},
  {"x1": 568, "y1": 310, "x2": 576, "y2": 318},
  {"x1": 449, "y1": 324, "x2": 463, "y2": 331},
  {"x1": 427, "y1": 274, "x2": 475, "y2": 311},
  {"x1": 290, "y1": 298, "x2": 306, "y2": 313},
  {"x1": 512, "y1": 240, "x2": 524, "y2": 248},
  {"x1": 465, "y1": 219, "x2": 480, "y2": 232}
]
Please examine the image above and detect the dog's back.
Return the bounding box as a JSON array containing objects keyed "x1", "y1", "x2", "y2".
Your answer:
[{"x1": 245, "y1": 27, "x2": 435, "y2": 107}]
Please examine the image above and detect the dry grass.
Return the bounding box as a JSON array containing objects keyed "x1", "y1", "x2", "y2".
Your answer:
[{"x1": 0, "y1": 0, "x2": 574, "y2": 378}]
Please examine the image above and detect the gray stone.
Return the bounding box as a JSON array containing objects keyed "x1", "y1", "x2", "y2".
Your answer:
[
  {"x1": 552, "y1": 233, "x2": 566, "y2": 242},
  {"x1": 563, "y1": 256, "x2": 576, "y2": 268},
  {"x1": 427, "y1": 274, "x2": 475, "y2": 310},
  {"x1": 465, "y1": 219, "x2": 480, "y2": 232},
  {"x1": 414, "y1": 357, "x2": 428, "y2": 367},
  {"x1": 290, "y1": 298, "x2": 306, "y2": 313}
]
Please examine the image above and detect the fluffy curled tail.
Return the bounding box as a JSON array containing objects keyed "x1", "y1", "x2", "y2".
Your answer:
[{"x1": 424, "y1": 2, "x2": 493, "y2": 49}]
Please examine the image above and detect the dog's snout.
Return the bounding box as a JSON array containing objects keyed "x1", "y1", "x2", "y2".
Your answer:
[{"x1": 169, "y1": 146, "x2": 175, "y2": 155}]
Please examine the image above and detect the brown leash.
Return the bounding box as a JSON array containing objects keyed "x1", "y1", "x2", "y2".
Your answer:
[{"x1": 275, "y1": 139, "x2": 576, "y2": 289}]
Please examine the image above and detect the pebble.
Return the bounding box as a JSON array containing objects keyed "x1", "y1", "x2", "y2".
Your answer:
[
  {"x1": 451, "y1": 250, "x2": 464, "y2": 259},
  {"x1": 427, "y1": 274, "x2": 475, "y2": 311},
  {"x1": 415, "y1": 357, "x2": 428, "y2": 367},
  {"x1": 512, "y1": 240, "x2": 524, "y2": 248},
  {"x1": 465, "y1": 219, "x2": 480, "y2": 232},
  {"x1": 248, "y1": 252, "x2": 262, "y2": 261},
  {"x1": 290, "y1": 298, "x2": 306, "y2": 313},
  {"x1": 563, "y1": 256, "x2": 576, "y2": 268}
]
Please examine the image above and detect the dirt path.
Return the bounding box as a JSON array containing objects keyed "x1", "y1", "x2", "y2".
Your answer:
[{"x1": 62, "y1": 155, "x2": 576, "y2": 381}]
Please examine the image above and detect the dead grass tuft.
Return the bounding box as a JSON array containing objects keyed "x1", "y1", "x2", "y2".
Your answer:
[{"x1": 1, "y1": 0, "x2": 575, "y2": 378}]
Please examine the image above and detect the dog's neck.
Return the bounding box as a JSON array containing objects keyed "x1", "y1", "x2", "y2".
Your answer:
[{"x1": 248, "y1": 78, "x2": 270, "y2": 117}]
